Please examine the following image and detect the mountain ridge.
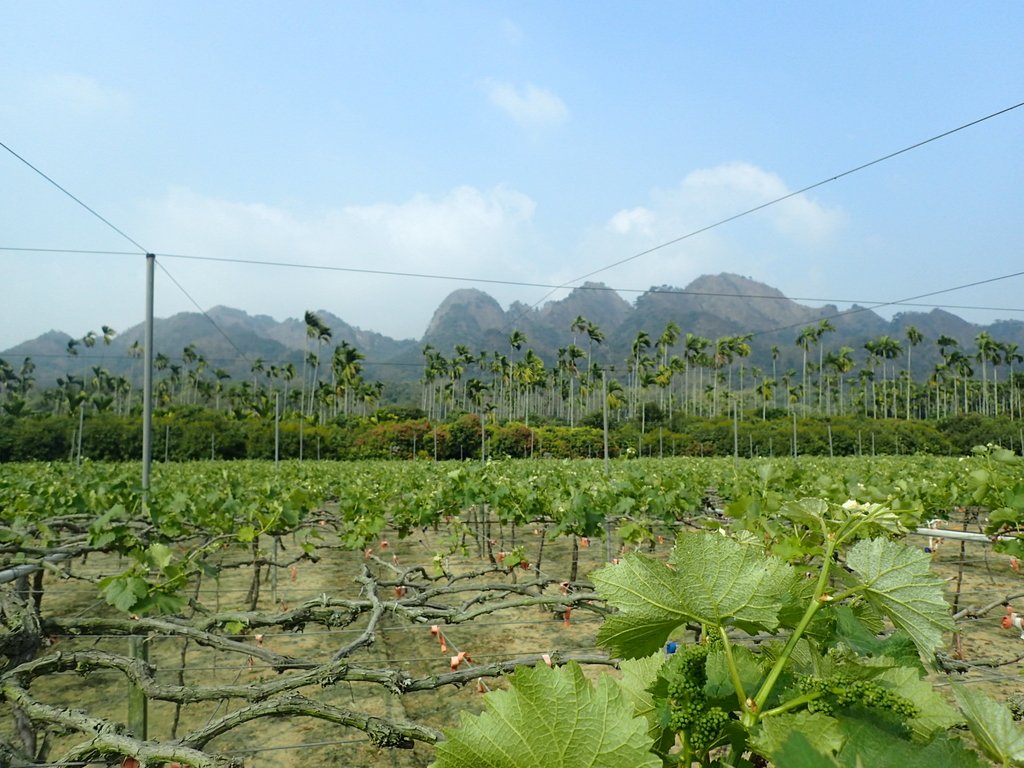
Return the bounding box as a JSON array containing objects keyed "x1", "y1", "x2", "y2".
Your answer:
[{"x1": 4, "y1": 273, "x2": 1022, "y2": 391}]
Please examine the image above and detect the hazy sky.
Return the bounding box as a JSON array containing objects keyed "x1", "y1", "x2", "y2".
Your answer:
[{"x1": 2, "y1": 3, "x2": 1022, "y2": 351}]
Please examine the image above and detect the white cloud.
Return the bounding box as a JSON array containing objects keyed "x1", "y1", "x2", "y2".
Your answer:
[
  {"x1": 134, "y1": 185, "x2": 540, "y2": 339},
  {"x1": 607, "y1": 207, "x2": 656, "y2": 237},
  {"x1": 343, "y1": 185, "x2": 535, "y2": 256},
  {"x1": 32, "y1": 72, "x2": 130, "y2": 116},
  {"x1": 667, "y1": 162, "x2": 844, "y2": 244},
  {"x1": 582, "y1": 162, "x2": 845, "y2": 293},
  {"x1": 483, "y1": 80, "x2": 569, "y2": 128},
  {"x1": 500, "y1": 18, "x2": 524, "y2": 45}
]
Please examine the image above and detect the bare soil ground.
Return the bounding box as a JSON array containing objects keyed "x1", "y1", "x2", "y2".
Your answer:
[{"x1": 4, "y1": 517, "x2": 1023, "y2": 767}]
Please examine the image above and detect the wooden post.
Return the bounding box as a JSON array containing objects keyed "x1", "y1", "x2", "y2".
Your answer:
[{"x1": 128, "y1": 635, "x2": 148, "y2": 738}]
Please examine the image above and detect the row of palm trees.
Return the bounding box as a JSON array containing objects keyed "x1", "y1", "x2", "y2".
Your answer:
[
  {"x1": 416, "y1": 317, "x2": 1024, "y2": 425},
  {"x1": 3, "y1": 314, "x2": 1022, "y2": 426},
  {"x1": 0, "y1": 312, "x2": 384, "y2": 422}
]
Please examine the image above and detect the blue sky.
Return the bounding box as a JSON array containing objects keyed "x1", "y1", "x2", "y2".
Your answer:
[{"x1": 1, "y1": 2, "x2": 1022, "y2": 351}]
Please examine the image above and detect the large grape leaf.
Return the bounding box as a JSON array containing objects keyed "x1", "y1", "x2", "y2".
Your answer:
[
  {"x1": 766, "y1": 732, "x2": 842, "y2": 767},
  {"x1": 836, "y1": 719, "x2": 985, "y2": 768},
  {"x1": 845, "y1": 537, "x2": 954, "y2": 657},
  {"x1": 750, "y1": 712, "x2": 844, "y2": 760},
  {"x1": 758, "y1": 715, "x2": 984, "y2": 768},
  {"x1": 594, "y1": 532, "x2": 797, "y2": 658},
  {"x1": 430, "y1": 662, "x2": 660, "y2": 768},
  {"x1": 870, "y1": 663, "x2": 961, "y2": 740},
  {"x1": 953, "y1": 686, "x2": 1024, "y2": 766},
  {"x1": 615, "y1": 653, "x2": 665, "y2": 741}
]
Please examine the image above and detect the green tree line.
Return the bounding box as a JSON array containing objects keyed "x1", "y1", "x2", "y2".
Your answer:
[{"x1": 3, "y1": 312, "x2": 1023, "y2": 461}]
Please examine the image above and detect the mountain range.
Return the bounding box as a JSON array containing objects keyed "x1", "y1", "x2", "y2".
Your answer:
[{"x1": 4, "y1": 273, "x2": 1022, "y2": 394}]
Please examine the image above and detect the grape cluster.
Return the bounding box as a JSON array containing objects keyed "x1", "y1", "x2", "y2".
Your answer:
[
  {"x1": 688, "y1": 707, "x2": 731, "y2": 755},
  {"x1": 797, "y1": 674, "x2": 919, "y2": 721},
  {"x1": 661, "y1": 643, "x2": 730, "y2": 755}
]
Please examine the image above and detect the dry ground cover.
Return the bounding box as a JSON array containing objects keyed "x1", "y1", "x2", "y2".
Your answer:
[
  {"x1": 4, "y1": 512, "x2": 1024, "y2": 767},
  {"x1": 1, "y1": 520, "x2": 616, "y2": 767}
]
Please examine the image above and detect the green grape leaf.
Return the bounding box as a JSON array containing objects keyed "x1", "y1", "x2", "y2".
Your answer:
[
  {"x1": 751, "y1": 712, "x2": 844, "y2": 760},
  {"x1": 137, "y1": 589, "x2": 187, "y2": 615},
  {"x1": 869, "y1": 662, "x2": 961, "y2": 740},
  {"x1": 705, "y1": 645, "x2": 764, "y2": 703},
  {"x1": 144, "y1": 542, "x2": 174, "y2": 571},
  {"x1": 430, "y1": 662, "x2": 660, "y2": 768},
  {"x1": 615, "y1": 653, "x2": 665, "y2": 742},
  {"x1": 594, "y1": 532, "x2": 797, "y2": 658},
  {"x1": 100, "y1": 575, "x2": 149, "y2": 613},
  {"x1": 845, "y1": 538, "x2": 954, "y2": 657},
  {"x1": 834, "y1": 605, "x2": 923, "y2": 671},
  {"x1": 756, "y1": 729, "x2": 842, "y2": 767},
  {"x1": 836, "y1": 718, "x2": 984, "y2": 767},
  {"x1": 594, "y1": 554, "x2": 698, "y2": 658},
  {"x1": 952, "y1": 685, "x2": 1024, "y2": 765}
]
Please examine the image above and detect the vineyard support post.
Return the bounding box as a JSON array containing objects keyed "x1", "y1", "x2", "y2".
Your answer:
[
  {"x1": 791, "y1": 411, "x2": 797, "y2": 458},
  {"x1": 274, "y1": 391, "x2": 280, "y2": 466},
  {"x1": 142, "y1": 253, "x2": 154, "y2": 493},
  {"x1": 602, "y1": 369, "x2": 612, "y2": 563},
  {"x1": 136, "y1": 252, "x2": 155, "y2": 740},
  {"x1": 128, "y1": 635, "x2": 148, "y2": 739},
  {"x1": 602, "y1": 370, "x2": 609, "y2": 475},
  {"x1": 76, "y1": 401, "x2": 84, "y2": 464},
  {"x1": 272, "y1": 536, "x2": 279, "y2": 604},
  {"x1": 732, "y1": 397, "x2": 739, "y2": 463}
]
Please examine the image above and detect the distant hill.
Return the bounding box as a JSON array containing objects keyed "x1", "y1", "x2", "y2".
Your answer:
[{"x1": 4, "y1": 274, "x2": 1023, "y2": 394}]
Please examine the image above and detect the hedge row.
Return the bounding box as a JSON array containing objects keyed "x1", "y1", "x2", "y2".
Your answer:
[{"x1": 0, "y1": 410, "x2": 1018, "y2": 462}]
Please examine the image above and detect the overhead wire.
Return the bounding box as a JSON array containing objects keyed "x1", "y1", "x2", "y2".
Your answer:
[
  {"x1": 508, "y1": 99, "x2": 1024, "y2": 325},
  {"x1": 155, "y1": 260, "x2": 253, "y2": 365},
  {"x1": 4, "y1": 102, "x2": 1024, "y2": 371},
  {"x1": 3, "y1": 245, "x2": 1023, "y2": 366},
  {"x1": 0, "y1": 141, "x2": 255, "y2": 365},
  {"x1": 8, "y1": 266, "x2": 1023, "y2": 372},
  {"x1": 750, "y1": 267, "x2": 1024, "y2": 339},
  {"x1": 4, "y1": 101, "x2": 1024, "y2": 360},
  {"x1": 4, "y1": 101, "x2": 1024, "y2": 352},
  {"x1": 0, "y1": 140, "x2": 149, "y2": 254},
  {"x1": 3, "y1": 245, "x2": 1024, "y2": 327}
]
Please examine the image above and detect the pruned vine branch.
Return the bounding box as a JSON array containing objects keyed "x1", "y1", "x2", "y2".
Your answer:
[{"x1": 2, "y1": 550, "x2": 612, "y2": 766}]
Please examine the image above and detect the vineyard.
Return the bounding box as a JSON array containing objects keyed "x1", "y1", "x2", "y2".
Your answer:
[{"x1": 3, "y1": 450, "x2": 1024, "y2": 766}]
